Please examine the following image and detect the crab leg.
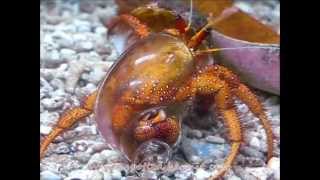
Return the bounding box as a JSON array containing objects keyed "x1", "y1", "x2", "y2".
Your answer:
[
  {"x1": 40, "y1": 91, "x2": 98, "y2": 159},
  {"x1": 234, "y1": 84, "x2": 274, "y2": 160},
  {"x1": 175, "y1": 66, "x2": 242, "y2": 179},
  {"x1": 208, "y1": 65, "x2": 274, "y2": 160},
  {"x1": 210, "y1": 85, "x2": 242, "y2": 179}
]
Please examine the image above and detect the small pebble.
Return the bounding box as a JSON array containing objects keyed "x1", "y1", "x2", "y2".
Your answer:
[
  {"x1": 40, "y1": 170, "x2": 62, "y2": 180},
  {"x1": 205, "y1": 135, "x2": 225, "y2": 144},
  {"x1": 233, "y1": 166, "x2": 258, "y2": 180},
  {"x1": 75, "y1": 41, "x2": 94, "y2": 52},
  {"x1": 41, "y1": 96, "x2": 65, "y2": 110},
  {"x1": 194, "y1": 168, "x2": 211, "y2": 180},
  {"x1": 188, "y1": 129, "x2": 203, "y2": 138},
  {"x1": 110, "y1": 168, "x2": 123, "y2": 179},
  {"x1": 95, "y1": 26, "x2": 106, "y2": 36},
  {"x1": 267, "y1": 157, "x2": 280, "y2": 180},
  {"x1": 241, "y1": 146, "x2": 264, "y2": 159},
  {"x1": 227, "y1": 175, "x2": 242, "y2": 180},
  {"x1": 73, "y1": 151, "x2": 91, "y2": 164},
  {"x1": 244, "y1": 167, "x2": 273, "y2": 180},
  {"x1": 40, "y1": 125, "x2": 52, "y2": 135},
  {"x1": 60, "y1": 48, "x2": 76, "y2": 61},
  {"x1": 50, "y1": 78, "x2": 65, "y2": 90},
  {"x1": 66, "y1": 170, "x2": 104, "y2": 180},
  {"x1": 53, "y1": 142, "x2": 70, "y2": 154},
  {"x1": 249, "y1": 137, "x2": 261, "y2": 150},
  {"x1": 141, "y1": 171, "x2": 157, "y2": 179},
  {"x1": 174, "y1": 164, "x2": 193, "y2": 179}
]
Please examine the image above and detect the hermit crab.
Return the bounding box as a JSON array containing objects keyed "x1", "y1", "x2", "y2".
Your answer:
[{"x1": 40, "y1": 2, "x2": 276, "y2": 179}]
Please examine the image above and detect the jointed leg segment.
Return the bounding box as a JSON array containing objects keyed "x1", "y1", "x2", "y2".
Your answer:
[
  {"x1": 175, "y1": 65, "x2": 273, "y2": 179},
  {"x1": 40, "y1": 91, "x2": 98, "y2": 159}
]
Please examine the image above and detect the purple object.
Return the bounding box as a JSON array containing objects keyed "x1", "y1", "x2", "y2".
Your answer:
[{"x1": 210, "y1": 30, "x2": 280, "y2": 95}]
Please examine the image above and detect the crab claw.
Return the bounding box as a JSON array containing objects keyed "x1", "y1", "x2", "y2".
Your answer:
[{"x1": 133, "y1": 109, "x2": 180, "y2": 144}]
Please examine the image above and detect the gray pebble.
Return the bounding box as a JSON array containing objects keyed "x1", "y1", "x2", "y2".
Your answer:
[
  {"x1": 46, "y1": 15, "x2": 63, "y2": 25},
  {"x1": 249, "y1": 137, "x2": 261, "y2": 150},
  {"x1": 50, "y1": 78, "x2": 65, "y2": 90},
  {"x1": 174, "y1": 164, "x2": 193, "y2": 179},
  {"x1": 141, "y1": 171, "x2": 158, "y2": 179},
  {"x1": 79, "y1": 1, "x2": 96, "y2": 13},
  {"x1": 53, "y1": 142, "x2": 70, "y2": 154},
  {"x1": 95, "y1": 43, "x2": 112, "y2": 55},
  {"x1": 241, "y1": 146, "x2": 264, "y2": 159},
  {"x1": 43, "y1": 49, "x2": 63, "y2": 67},
  {"x1": 60, "y1": 48, "x2": 76, "y2": 61},
  {"x1": 236, "y1": 154, "x2": 265, "y2": 167},
  {"x1": 73, "y1": 151, "x2": 91, "y2": 164},
  {"x1": 205, "y1": 135, "x2": 225, "y2": 144},
  {"x1": 188, "y1": 129, "x2": 203, "y2": 138},
  {"x1": 181, "y1": 137, "x2": 228, "y2": 164},
  {"x1": 233, "y1": 166, "x2": 259, "y2": 180},
  {"x1": 52, "y1": 31, "x2": 74, "y2": 49},
  {"x1": 244, "y1": 167, "x2": 273, "y2": 180},
  {"x1": 41, "y1": 96, "x2": 65, "y2": 110}
]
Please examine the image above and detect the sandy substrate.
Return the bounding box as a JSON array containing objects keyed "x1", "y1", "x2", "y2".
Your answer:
[{"x1": 40, "y1": 1, "x2": 280, "y2": 179}]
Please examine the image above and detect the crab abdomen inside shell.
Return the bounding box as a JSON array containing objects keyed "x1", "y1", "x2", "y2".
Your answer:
[{"x1": 95, "y1": 33, "x2": 194, "y2": 160}]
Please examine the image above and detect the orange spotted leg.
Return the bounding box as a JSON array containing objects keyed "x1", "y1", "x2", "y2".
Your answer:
[
  {"x1": 208, "y1": 65, "x2": 274, "y2": 161},
  {"x1": 175, "y1": 66, "x2": 243, "y2": 179},
  {"x1": 234, "y1": 84, "x2": 274, "y2": 160},
  {"x1": 40, "y1": 91, "x2": 98, "y2": 159}
]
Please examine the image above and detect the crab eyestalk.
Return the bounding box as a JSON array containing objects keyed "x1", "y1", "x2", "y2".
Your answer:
[{"x1": 133, "y1": 109, "x2": 180, "y2": 145}]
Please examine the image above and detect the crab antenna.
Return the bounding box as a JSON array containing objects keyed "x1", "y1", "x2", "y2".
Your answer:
[
  {"x1": 187, "y1": 7, "x2": 239, "y2": 49},
  {"x1": 185, "y1": 0, "x2": 193, "y2": 32},
  {"x1": 194, "y1": 46, "x2": 280, "y2": 56}
]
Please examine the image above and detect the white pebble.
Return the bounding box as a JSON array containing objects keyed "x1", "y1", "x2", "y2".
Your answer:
[
  {"x1": 205, "y1": 135, "x2": 225, "y2": 144},
  {"x1": 40, "y1": 170, "x2": 62, "y2": 180},
  {"x1": 194, "y1": 168, "x2": 211, "y2": 180},
  {"x1": 40, "y1": 125, "x2": 52, "y2": 135},
  {"x1": 72, "y1": 33, "x2": 87, "y2": 42},
  {"x1": 245, "y1": 167, "x2": 273, "y2": 180},
  {"x1": 76, "y1": 41, "x2": 94, "y2": 52},
  {"x1": 268, "y1": 157, "x2": 280, "y2": 180},
  {"x1": 111, "y1": 169, "x2": 122, "y2": 179},
  {"x1": 249, "y1": 137, "x2": 261, "y2": 150},
  {"x1": 66, "y1": 170, "x2": 103, "y2": 180},
  {"x1": 40, "y1": 111, "x2": 59, "y2": 125},
  {"x1": 41, "y1": 96, "x2": 65, "y2": 110},
  {"x1": 50, "y1": 78, "x2": 65, "y2": 90},
  {"x1": 95, "y1": 26, "x2": 106, "y2": 35},
  {"x1": 60, "y1": 48, "x2": 76, "y2": 61}
]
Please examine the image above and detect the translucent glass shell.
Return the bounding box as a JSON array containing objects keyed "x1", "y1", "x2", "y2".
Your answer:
[{"x1": 95, "y1": 33, "x2": 194, "y2": 161}]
